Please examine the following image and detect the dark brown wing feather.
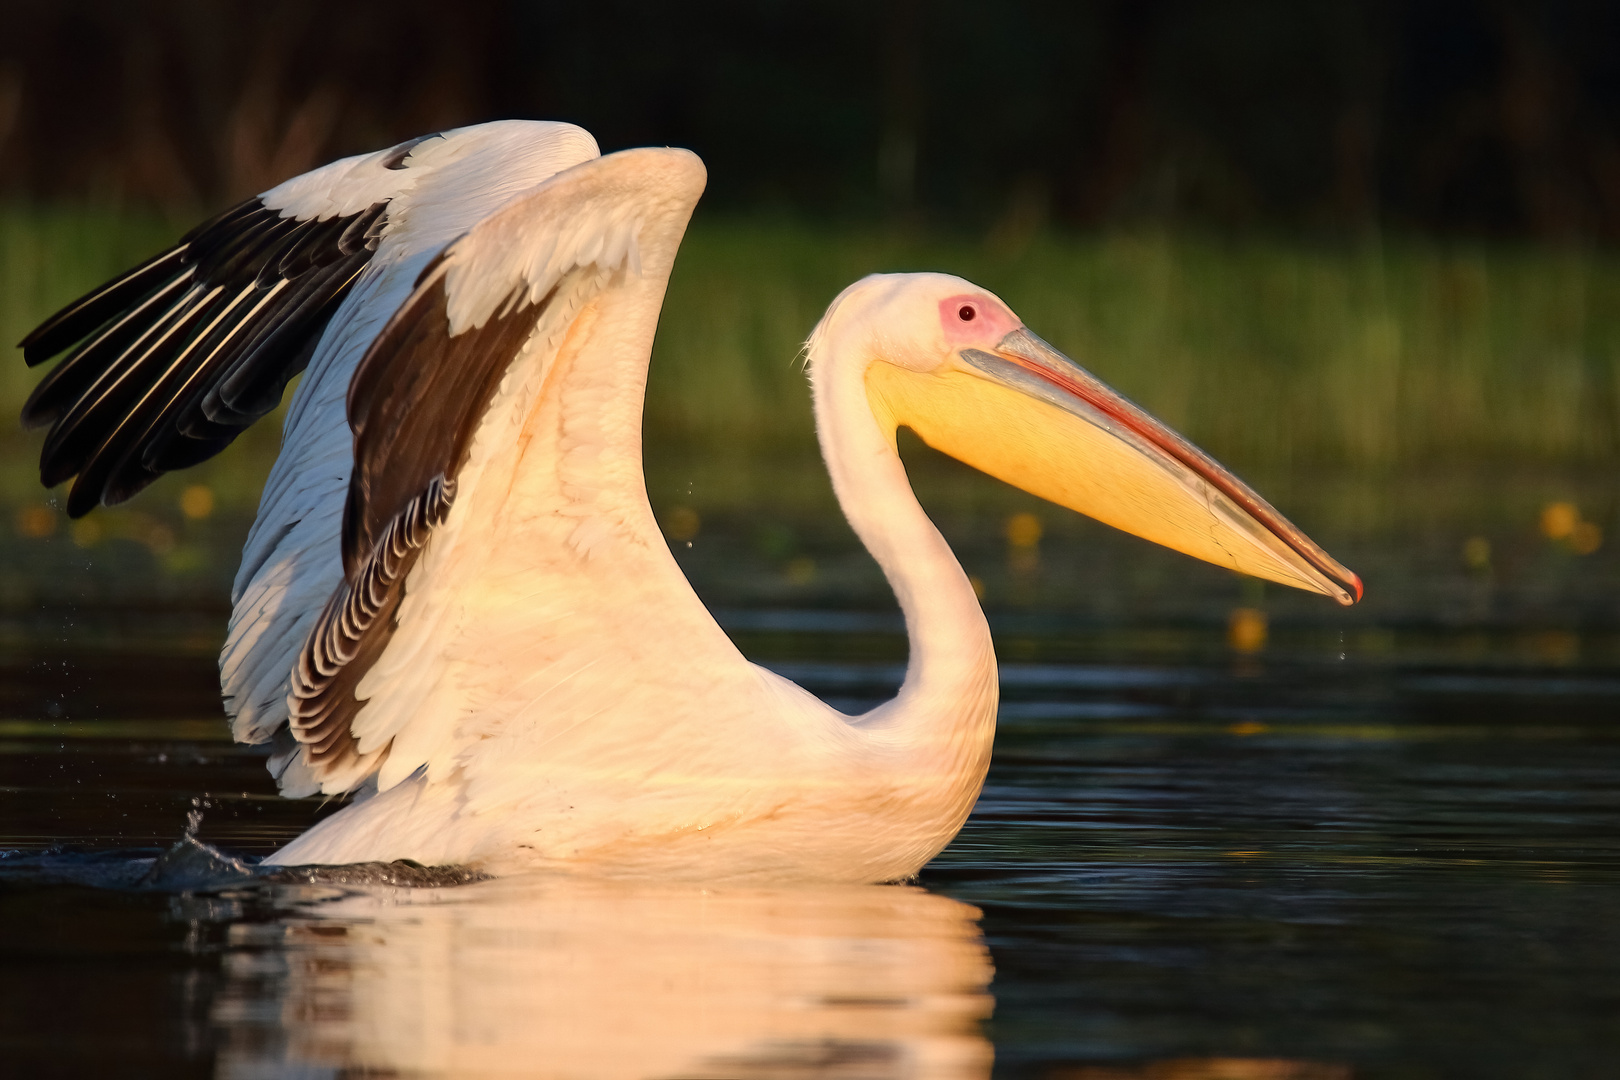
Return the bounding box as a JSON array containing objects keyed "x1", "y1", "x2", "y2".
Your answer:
[
  {"x1": 341, "y1": 267, "x2": 557, "y2": 576},
  {"x1": 288, "y1": 474, "x2": 456, "y2": 777},
  {"x1": 286, "y1": 263, "x2": 559, "y2": 775}
]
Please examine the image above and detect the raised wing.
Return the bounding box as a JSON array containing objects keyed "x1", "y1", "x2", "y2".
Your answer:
[
  {"x1": 17, "y1": 120, "x2": 619, "y2": 798},
  {"x1": 73, "y1": 123, "x2": 596, "y2": 790},
  {"x1": 273, "y1": 147, "x2": 709, "y2": 795}
]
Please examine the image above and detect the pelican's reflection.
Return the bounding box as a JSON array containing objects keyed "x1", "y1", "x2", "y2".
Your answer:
[{"x1": 214, "y1": 876, "x2": 993, "y2": 1079}]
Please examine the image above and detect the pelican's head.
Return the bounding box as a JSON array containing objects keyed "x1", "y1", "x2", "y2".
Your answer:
[{"x1": 810, "y1": 272, "x2": 1361, "y2": 605}]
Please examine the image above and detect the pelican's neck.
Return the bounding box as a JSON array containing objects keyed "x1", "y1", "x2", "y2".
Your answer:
[{"x1": 810, "y1": 343, "x2": 997, "y2": 732}]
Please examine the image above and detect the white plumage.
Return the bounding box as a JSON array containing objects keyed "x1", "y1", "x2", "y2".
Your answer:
[
  {"x1": 224, "y1": 121, "x2": 606, "y2": 789},
  {"x1": 21, "y1": 120, "x2": 1360, "y2": 882}
]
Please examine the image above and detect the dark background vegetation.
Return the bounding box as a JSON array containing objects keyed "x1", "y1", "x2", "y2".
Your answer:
[
  {"x1": 3, "y1": 0, "x2": 1619, "y2": 633},
  {"x1": 2, "y1": 0, "x2": 1620, "y2": 238}
]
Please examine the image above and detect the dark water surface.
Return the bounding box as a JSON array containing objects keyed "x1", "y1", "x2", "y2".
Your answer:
[{"x1": 2, "y1": 605, "x2": 1618, "y2": 1079}]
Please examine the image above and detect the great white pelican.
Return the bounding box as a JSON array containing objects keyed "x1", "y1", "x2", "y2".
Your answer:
[{"x1": 18, "y1": 121, "x2": 1360, "y2": 882}]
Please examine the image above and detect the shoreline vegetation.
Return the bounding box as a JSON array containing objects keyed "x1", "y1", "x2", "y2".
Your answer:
[
  {"x1": 7, "y1": 207, "x2": 1618, "y2": 469},
  {"x1": 1, "y1": 207, "x2": 1617, "y2": 640}
]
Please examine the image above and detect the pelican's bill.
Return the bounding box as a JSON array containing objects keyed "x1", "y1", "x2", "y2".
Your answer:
[{"x1": 864, "y1": 334, "x2": 1361, "y2": 605}]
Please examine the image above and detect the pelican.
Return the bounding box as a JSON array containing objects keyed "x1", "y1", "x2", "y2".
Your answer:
[{"x1": 19, "y1": 121, "x2": 1360, "y2": 882}]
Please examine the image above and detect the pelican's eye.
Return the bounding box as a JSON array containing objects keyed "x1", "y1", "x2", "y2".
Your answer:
[{"x1": 958, "y1": 305, "x2": 976, "y2": 322}]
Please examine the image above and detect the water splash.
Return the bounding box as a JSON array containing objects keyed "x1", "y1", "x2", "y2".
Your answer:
[
  {"x1": 140, "y1": 835, "x2": 257, "y2": 891},
  {"x1": 2, "y1": 794, "x2": 475, "y2": 892}
]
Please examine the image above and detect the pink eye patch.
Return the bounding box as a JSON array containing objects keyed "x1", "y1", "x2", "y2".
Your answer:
[{"x1": 939, "y1": 293, "x2": 1018, "y2": 346}]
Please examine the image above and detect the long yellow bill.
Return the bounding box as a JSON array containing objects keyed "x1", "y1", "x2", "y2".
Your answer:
[{"x1": 866, "y1": 326, "x2": 1362, "y2": 605}]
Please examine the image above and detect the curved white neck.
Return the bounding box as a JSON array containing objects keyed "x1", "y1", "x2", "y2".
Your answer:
[{"x1": 809, "y1": 342, "x2": 997, "y2": 734}]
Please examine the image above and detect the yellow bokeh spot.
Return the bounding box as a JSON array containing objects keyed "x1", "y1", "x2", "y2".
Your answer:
[
  {"x1": 71, "y1": 518, "x2": 102, "y2": 548},
  {"x1": 15, "y1": 505, "x2": 57, "y2": 539},
  {"x1": 1228, "y1": 720, "x2": 1269, "y2": 736},
  {"x1": 179, "y1": 485, "x2": 215, "y2": 520},
  {"x1": 1531, "y1": 629, "x2": 1580, "y2": 665},
  {"x1": 1227, "y1": 607, "x2": 1268, "y2": 653},
  {"x1": 1541, "y1": 501, "x2": 1579, "y2": 540},
  {"x1": 1571, "y1": 520, "x2": 1603, "y2": 555},
  {"x1": 1004, "y1": 512, "x2": 1042, "y2": 549},
  {"x1": 1462, "y1": 535, "x2": 1491, "y2": 570},
  {"x1": 664, "y1": 505, "x2": 701, "y2": 542},
  {"x1": 785, "y1": 556, "x2": 816, "y2": 585}
]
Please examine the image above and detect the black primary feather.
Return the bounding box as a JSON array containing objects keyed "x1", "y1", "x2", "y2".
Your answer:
[{"x1": 19, "y1": 193, "x2": 392, "y2": 516}]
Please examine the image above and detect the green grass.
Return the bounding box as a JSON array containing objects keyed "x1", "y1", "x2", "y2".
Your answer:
[
  {"x1": 653, "y1": 220, "x2": 1620, "y2": 470},
  {"x1": 5, "y1": 206, "x2": 1619, "y2": 478},
  {"x1": 2, "y1": 205, "x2": 1618, "y2": 625}
]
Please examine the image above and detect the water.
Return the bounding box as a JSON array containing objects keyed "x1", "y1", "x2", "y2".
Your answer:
[
  {"x1": 2, "y1": 448, "x2": 1618, "y2": 1079},
  {"x1": 4, "y1": 601, "x2": 1620, "y2": 1078}
]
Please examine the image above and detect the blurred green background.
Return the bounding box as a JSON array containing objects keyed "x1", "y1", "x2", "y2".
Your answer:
[
  {"x1": 5, "y1": 209, "x2": 1619, "y2": 669},
  {"x1": 2, "y1": 1, "x2": 1618, "y2": 667}
]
